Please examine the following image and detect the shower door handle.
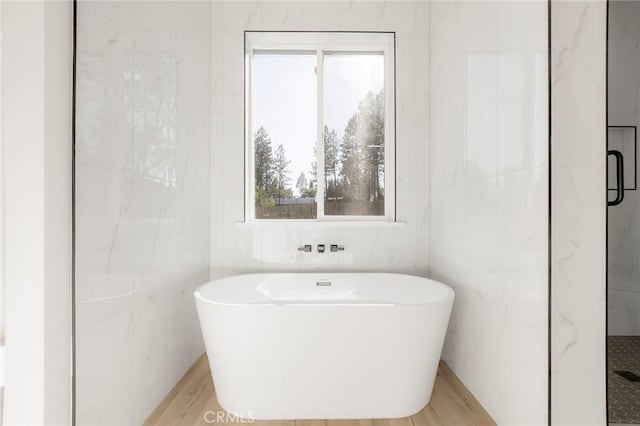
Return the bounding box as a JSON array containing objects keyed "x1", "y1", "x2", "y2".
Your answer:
[{"x1": 608, "y1": 149, "x2": 625, "y2": 206}]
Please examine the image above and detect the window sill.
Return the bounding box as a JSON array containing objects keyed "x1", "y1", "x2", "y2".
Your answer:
[{"x1": 235, "y1": 221, "x2": 406, "y2": 229}]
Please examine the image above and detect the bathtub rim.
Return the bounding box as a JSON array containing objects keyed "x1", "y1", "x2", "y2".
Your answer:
[{"x1": 194, "y1": 272, "x2": 455, "y2": 308}]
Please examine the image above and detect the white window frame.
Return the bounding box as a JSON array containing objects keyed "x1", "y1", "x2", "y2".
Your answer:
[{"x1": 245, "y1": 31, "x2": 396, "y2": 223}]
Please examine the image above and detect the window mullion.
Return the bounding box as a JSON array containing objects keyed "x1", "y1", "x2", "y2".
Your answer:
[
  {"x1": 246, "y1": 45, "x2": 255, "y2": 221},
  {"x1": 316, "y1": 49, "x2": 325, "y2": 221}
]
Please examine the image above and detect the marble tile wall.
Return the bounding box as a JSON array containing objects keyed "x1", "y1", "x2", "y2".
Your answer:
[
  {"x1": 429, "y1": 1, "x2": 548, "y2": 424},
  {"x1": 608, "y1": 0, "x2": 640, "y2": 336},
  {"x1": 210, "y1": 1, "x2": 430, "y2": 279},
  {"x1": 75, "y1": 2, "x2": 210, "y2": 424},
  {"x1": 551, "y1": 1, "x2": 607, "y2": 424}
]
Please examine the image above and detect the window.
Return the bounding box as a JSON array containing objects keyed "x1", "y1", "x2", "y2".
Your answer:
[{"x1": 245, "y1": 32, "x2": 395, "y2": 222}]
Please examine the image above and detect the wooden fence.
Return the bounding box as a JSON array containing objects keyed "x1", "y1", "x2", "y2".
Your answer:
[{"x1": 255, "y1": 199, "x2": 384, "y2": 219}]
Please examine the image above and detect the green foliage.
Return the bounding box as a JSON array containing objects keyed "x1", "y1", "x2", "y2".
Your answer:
[
  {"x1": 309, "y1": 146, "x2": 318, "y2": 190},
  {"x1": 296, "y1": 172, "x2": 308, "y2": 195},
  {"x1": 255, "y1": 89, "x2": 385, "y2": 212},
  {"x1": 254, "y1": 127, "x2": 292, "y2": 207},
  {"x1": 300, "y1": 186, "x2": 317, "y2": 198},
  {"x1": 254, "y1": 126, "x2": 274, "y2": 195},
  {"x1": 272, "y1": 144, "x2": 291, "y2": 205},
  {"x1": 255, "y1": 185, "x2": 275, "y2": 207},
  {"x1": 324, "y1": 126, "x2": 341, "y2": 199},
  {"x1": 337, "y1": 89, "x2": 385, "y2": 202}
]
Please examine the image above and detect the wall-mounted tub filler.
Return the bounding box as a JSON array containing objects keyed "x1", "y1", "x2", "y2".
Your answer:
[
  {"x1": 296, "y1": 244, "x2": 345, "y2": 253},
  {"x1": 194, "y1": 273, "x2": 455, "y2": 419}
]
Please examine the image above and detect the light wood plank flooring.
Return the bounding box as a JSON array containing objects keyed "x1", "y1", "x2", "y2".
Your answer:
[{"x1": 145, "y1": 354, "x2": 495, "y2": 426}]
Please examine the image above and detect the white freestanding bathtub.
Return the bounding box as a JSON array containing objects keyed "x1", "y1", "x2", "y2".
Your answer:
[{"x1": 194, "y1": 273, "x2": 454, "y2": 420}]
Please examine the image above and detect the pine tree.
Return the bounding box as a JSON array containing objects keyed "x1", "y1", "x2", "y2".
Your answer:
[
  {"x1": 338, "y1": 89, "x2": 385, "y2": 205},
  {"x1": 273, "y1": 144, "x2": 291, "y2": 205},
  {"x1": 254, "y1": 127, "x2": 274, "y2": 202},
  {"x1": 323, "y1": 126, "x2": 340, "y2": 199},
  {"x1": 296, "y1": 172, "x2": 308, "y2": 196},
  {"x1": 340, "y1": 114, "x2": 364, "y2": 201},
  {"x1": 362, "y1": 90, "x2": 385, "y2": 201},
  {"x1": 309, "y1": 146, "x2": 318, "y2": 190}
]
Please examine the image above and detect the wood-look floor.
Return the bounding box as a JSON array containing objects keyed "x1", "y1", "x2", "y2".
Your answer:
[{"x1": 145, "y1": 354, "x2": 495, "y2": 426}]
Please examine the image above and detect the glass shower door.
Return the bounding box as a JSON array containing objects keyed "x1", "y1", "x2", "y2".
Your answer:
[{"x1": 608, "y1": 3, "x2": 640, "y2": 421}]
